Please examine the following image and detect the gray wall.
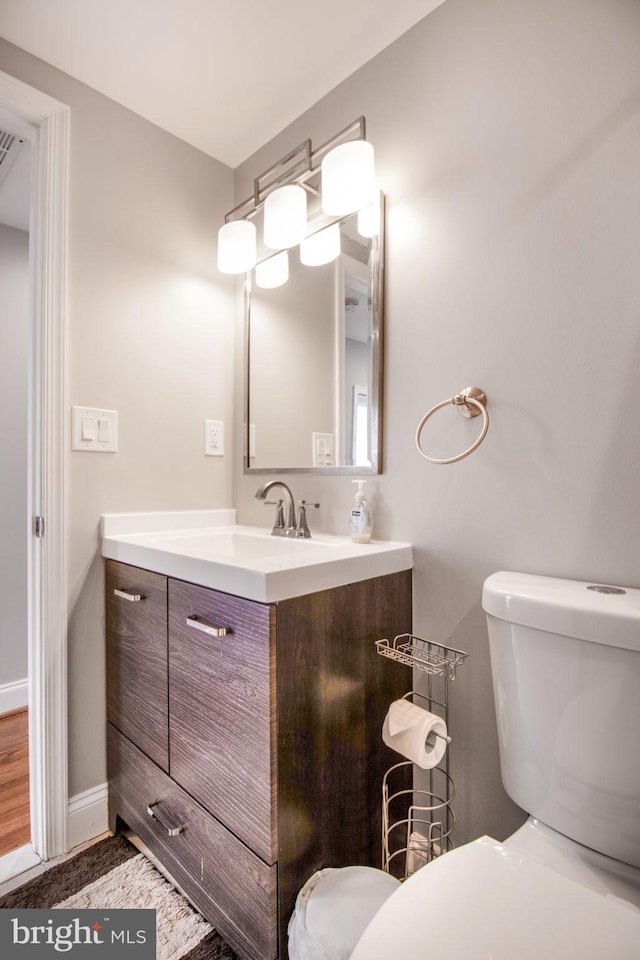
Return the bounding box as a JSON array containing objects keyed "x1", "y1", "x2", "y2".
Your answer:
[
  {"x1": 0, "y1": 223, "x2": 29, "y2": 694},
  {"x1": 0, "y1": 39, "x2": 235, "y2": 796},
  {"x1": 235, "y1": 0, "x2": 640, "y2": 844}
]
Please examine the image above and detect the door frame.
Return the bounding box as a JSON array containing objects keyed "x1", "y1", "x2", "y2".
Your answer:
[{"x1": 0, "y1": 70, "x2": 70, "y2": 860}]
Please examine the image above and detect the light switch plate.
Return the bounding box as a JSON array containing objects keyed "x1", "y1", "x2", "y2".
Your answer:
[
  {"x1": 72, "y1": 406, "x2": 118, "y2": 452},
  {"x1": 205, "y1": 419, "x2": 224, "y2": 456}
]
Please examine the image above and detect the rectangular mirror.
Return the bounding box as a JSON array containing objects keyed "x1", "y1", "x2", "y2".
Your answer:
[{"x1": 244, "y1": 192, "x2": 384, "y2": 474}]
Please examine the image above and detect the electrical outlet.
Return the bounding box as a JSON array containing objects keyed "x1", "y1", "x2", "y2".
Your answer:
[{"x1": 205, "y1": 419, "x2": 224, "y2": 456}]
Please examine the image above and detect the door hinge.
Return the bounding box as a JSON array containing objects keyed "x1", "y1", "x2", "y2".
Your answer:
[{"x1": 34, "y1": 516, "x2": 45, "y2": 538}]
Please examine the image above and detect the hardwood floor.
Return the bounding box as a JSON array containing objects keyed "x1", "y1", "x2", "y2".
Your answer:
[{"x1": 0, "y1": 708, "x2": 30, "y2": 857}]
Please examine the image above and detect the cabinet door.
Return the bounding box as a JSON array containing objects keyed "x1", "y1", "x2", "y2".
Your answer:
[
  {"x1": 168, "y1": 580, "x2": 276, "y2": 864},
  {"x1": 108, "y1": 724, "x2": 278, "y2": 960},
  {"x1": 106, "y1": 561, "x2": 169, "y2": 771}
]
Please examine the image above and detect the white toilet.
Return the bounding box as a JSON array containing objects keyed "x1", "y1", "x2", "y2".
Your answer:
[{"x1": 350, "y1": 571, "x2": 640, "y2": 959}]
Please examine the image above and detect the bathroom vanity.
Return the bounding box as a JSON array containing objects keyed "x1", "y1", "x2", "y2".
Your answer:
[{"x1": 103, "y1": 512, "x2": 412, "y2": 960}]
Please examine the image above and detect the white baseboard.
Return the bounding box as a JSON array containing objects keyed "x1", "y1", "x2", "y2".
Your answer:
[
  {"x1": 0, "y1": 678, "x2": 28, "y2": 715},
  {"x1": 67, "y1": 783, "x2": 109, "y2": 850}
]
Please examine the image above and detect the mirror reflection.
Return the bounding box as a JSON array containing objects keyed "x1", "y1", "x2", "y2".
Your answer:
[{"x1": 245, "y1": 195, "x2": 383, "y2": 473}]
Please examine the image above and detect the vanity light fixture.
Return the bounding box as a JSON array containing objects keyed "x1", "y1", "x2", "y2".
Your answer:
[
  {"x1": 300, "y1": 224, "x2": 341, "y2": 266},
  {"x1": 357, "y1": 201, "x2": 380, "y2": 238},
  {"x1": 216, "y1": 116, "x2": 376, "y2": 280},
  {"x1": 217, "y1": 219, "x2": 257, "y2": 274},
  {"x1": 263, "y1": 184, "x2": 307, "y2": 250},
  {"x1": 255, "y1": 251, "x2": 289, "y2": 288},
  {"x1": 321, "y1": 140, "x2": 376, "y2": 216}
]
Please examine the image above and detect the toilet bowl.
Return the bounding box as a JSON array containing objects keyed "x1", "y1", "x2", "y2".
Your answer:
[{"x1": 349, "y1": 572, "x2": 640, "y2": 959}]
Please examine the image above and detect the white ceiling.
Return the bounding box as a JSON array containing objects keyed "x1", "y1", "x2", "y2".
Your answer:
[{"x1": 0, "y1": 0, "x2": 446, "y2": 168}]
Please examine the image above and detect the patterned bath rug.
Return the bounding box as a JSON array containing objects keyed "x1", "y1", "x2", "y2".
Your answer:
[{"x1": 0, "y1": 834, "x2": 239, "y2": 959}]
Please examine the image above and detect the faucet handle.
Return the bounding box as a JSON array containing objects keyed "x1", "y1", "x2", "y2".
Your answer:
[
  {"x1": 295, "y1": 500, "x2": 320, "y2": 539},
  {"x1": 263, "y1": 498, "x2": 286, "y2": 533}
]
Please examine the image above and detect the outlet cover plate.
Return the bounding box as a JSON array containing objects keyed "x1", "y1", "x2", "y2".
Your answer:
[{"x1": 205, "y1": 419, "x2": 224, "y2": 456}]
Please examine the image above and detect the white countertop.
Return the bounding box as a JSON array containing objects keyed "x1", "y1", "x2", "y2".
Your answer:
[{"x1": 101, "y1": 510, "x2": 413, "y2": 603}]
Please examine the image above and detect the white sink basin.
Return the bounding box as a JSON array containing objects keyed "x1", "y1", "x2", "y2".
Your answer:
[
  {"x1": 101, "y1": 510, "x2": 413, "y2": 602},
  {"x1": 145, "y1": 527, "x2": 340, "y2": 562}
]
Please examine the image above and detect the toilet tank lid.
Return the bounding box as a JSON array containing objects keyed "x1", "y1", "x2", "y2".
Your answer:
[{"x1": 482, "y1": 571, "x2": 640, "y2": 652}]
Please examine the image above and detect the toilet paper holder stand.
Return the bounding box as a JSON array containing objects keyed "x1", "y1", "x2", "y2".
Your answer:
[
  {"x1": 399, "y1": 690, "x2": 452, "y2": 744},
  {"x1": 376, "y1": 633, "x2": 468, "y2": 880}
]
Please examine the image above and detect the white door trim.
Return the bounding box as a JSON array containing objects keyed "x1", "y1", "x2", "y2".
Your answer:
[{"x1": 0, "y1": 70, "x2": 70, "y2": 861}]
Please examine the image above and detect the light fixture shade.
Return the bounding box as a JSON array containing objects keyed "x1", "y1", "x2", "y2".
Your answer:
[
  {"x1": 300, "y1": 224, "x2": 341, "y2": 266},
  {"x1": 217, "y1": 220, "x2": 257, "y2": 274},
  {"x1": 321, "y1": 140, "x2": 376, "y2": 216},
  {"x1": 357, "y1": 201, "x2": 380, "y2": 238},
  {"x1": 255, "y1": 251, "x2": 289, "y2": 288},
  {"x1": 263, "y1": 184, "x2": 307, "y2": 250}
]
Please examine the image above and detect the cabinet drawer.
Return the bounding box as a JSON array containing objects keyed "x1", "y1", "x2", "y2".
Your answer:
[
  {"x1": 106, "y1": 561, "x2": 169, "y2": 771},
  {"x1": 108, "y1": 724, "x2": 278, "y2": 960},
  {"x1": 168, "y1": 579, "x2": 276, "y2": 864}
]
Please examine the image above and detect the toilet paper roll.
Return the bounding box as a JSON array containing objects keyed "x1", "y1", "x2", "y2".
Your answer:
[{"x1": 382, "y1": 699, "x2": 448, "y2": 769}]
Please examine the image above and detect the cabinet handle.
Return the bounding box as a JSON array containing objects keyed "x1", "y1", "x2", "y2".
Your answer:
[
  {"x1": 147, "y1": 802, "x2": 184, "y2": 836},
  {"x1": 114, "y1": 587, "x2": 144, "y2": 602},
  {"x1": 186, "y1": 615, "x2": 230, "y2": 637}
]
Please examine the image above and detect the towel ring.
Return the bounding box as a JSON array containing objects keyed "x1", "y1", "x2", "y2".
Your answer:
[{"x1": 415, "y1": 387, "x2": 489, "y2": 464}]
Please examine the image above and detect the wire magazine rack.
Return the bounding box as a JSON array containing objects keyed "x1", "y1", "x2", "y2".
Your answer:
[{"x1": 375, "y1": 633, "x2": 468, "y2": 880}]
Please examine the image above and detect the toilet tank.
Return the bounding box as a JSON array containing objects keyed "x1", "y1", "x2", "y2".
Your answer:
[{"x1": 482, "y1": 571, "x2": 640, "y2": 868}]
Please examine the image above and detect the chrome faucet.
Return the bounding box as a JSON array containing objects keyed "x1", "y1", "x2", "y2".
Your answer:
[
  {"x1": 255, "y1": 481, "x2": 320, "y2": 538},
  {"x1": 255, "y1": 481, "x2": 296, "y2": 536}
]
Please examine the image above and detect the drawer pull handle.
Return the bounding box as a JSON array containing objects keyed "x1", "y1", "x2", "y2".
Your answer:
[
  {"x1": 186, "y1": 615, "x2": 230, "y2": 637},
  {"x1": 147, "y1": 802, "x2": 184, "y2": 837},
  {"x1": 114, "y1": 587, "x2": 144, "y2": 602}
]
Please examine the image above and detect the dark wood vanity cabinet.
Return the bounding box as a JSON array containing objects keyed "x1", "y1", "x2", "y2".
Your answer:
[
  {"x1": 168, "y1": 580, "x2": 276, "y2": 864},
  {"x1": 106, "y1": 558, "x2": 412, "y2": 960},
  {"x1": 105, "y1": 563, "x2": 169, "y2": 771}
]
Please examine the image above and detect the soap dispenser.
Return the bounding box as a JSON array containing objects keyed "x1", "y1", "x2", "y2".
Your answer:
[{"x1": 350, "y1": 480, "x2": 373, "y2": 543}]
